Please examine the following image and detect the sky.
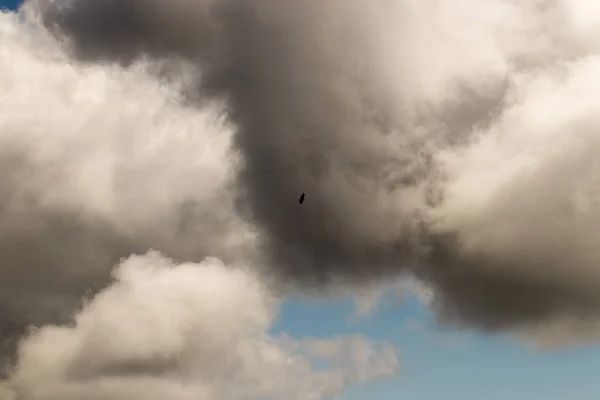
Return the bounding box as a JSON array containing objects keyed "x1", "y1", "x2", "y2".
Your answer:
[
  {"x1": 0, "y1": 0, "x2": 17, "y2": 10},
  {"x1": 3, "y1": 0, "x2": 600, "y2": 399},
  {"x1": 276, "y1": 295, "x2": 600, "y2": 400}
]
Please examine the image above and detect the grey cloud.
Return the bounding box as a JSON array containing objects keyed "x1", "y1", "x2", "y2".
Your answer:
[
  {"x1": 35, "y1": 0, "x2": 447, "y2": 279},
  {"x1": 4, "y1": 0, "x2": 600, "y2": 362}
]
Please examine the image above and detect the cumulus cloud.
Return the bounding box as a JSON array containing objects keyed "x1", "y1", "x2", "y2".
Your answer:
[
  {"x1": 0, "y1": 5, "x2": 258, "y2": 361},
  {"x1": 0, "y1": 252, "x2": 398, "y2": 400},
  {"x1": 28, "y1": 0, "x2": 600, "y2": 333},
  {"x1": 2, "y1": 0, "x2": 600, "y2": 376}
]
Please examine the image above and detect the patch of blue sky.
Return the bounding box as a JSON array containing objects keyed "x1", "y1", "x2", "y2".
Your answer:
[{"x1": 274, "y1": 291, "x2": 600, "y2": 400}]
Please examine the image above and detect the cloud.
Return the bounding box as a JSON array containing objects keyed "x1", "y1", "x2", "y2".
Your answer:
[
  {"x1": 425, "y1": 55, "x2": 600, "y2": 330},
  {"x1": 2, "y1": 0, "x2": 600, "y2": 362},
  {"x1": 0, "y1": 252, "x2": 398, "y2": 400},
  {"x1": 516, "y1": 317, "x2": 600, "y2": 351},
  {"x1": 352, "y1": 279, "x2": 412, "y2": 319},
  {"x1": 0, "y1": 6, "x2": 258, "y2": 362}
]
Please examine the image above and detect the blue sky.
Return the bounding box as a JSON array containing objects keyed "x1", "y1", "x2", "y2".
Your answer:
[
  {"x1": 3, "y1": 0, "x2": 600, "y2": 398},
  {"x1": 0, "y1": 0, "x2": 18, "y2": 11},
  {"x1": 274, "y1": 293, "x2": 600, "y2": 400}
]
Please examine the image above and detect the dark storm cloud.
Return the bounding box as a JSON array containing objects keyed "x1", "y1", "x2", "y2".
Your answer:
[{"x1": 36, "y1": 0, "x2": 439, "y2": 278}]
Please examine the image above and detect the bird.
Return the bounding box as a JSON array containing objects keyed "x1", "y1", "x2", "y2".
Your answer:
[{"x1": 299, "y1": 193, "x2": 305, "y2": 204}]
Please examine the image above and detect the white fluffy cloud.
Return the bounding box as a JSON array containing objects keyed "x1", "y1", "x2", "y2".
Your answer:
[
  {"x1": 0, "y1": 6, "x2": 259, "y2": 346},
  {"x1": 0, "y1": 8, "x2": 246, "y2": 251},
  {"x1": 434, "y1": 55, "x2": 600, "y2": 300},
  {"x1": 0, "y1": 252, "x2": 398, "y2": 400}
]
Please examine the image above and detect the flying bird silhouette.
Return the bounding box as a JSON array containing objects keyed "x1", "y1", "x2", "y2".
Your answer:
[{"x1": 299, "y1": 193, "x2": 305, "y2": 204}]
